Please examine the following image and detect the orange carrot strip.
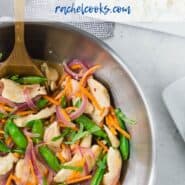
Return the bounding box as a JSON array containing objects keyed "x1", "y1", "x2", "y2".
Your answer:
[
  {"x1": 13, "y1": 152, "x2": 21, "y2": 159},
  {"x1": 109, "y1": 115, "x2": 131, "y2": 139},
  {"x1": 61, "y1": 109, "x2": 71, "y2": 121},
  {"x1": 43, "y1": 95, "x2": 60, "y2": 105},
  {"x1": 0, "y1": 104, "x2": 13, "y2": 112},
  {"x1": 79, "y1": 64, "x2": 101, "y2": 87},
  {"x1": 5, "y1": 137, "x2": 12, "y2": 146},
  {"x1": 59, "y1": 124, "x2": 78, "y2": 131},
  {"x1": 66, "y1": 175, "x2": 92, "y2": 184},
  {"x1": 5, "y1": 174, "x2": 12, "y2": 185},
  {"x1": 65, "y1": 106, "x2": 78, "y2": 113},
  {"x1": 16, "y1": 110, "x2": 36, "y2": 116},
  {"x1": 79, "y1": 86, "x2": 103, "y2": 111},
  {"x1": 105, "y1": 116, "x2": 117, "y2": 135},
  {"x1": 70, "y1": 64, "x2": 83, "y2": 70},
  {"x1": 11, "y1": 175, "x2": 21, "y2": 184},
  {"x1": 97, "y1": 140, "x2": 108, "y2": 153},
  {"x1": 57, "y1": 152, "x2": 66, "y2": 163}
]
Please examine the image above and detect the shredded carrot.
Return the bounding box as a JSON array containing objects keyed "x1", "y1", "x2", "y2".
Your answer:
[
  {"x1": 65, "y1": 106, "x2": 78, "y2": 113},
  {"x1": 105, "y1": 116, "x2": 117, "y2": 135},
  {"x1": 70, "y1": 63, "x2": 83, "y2": 70},
  {"x1": 109, "y1": 115, "x2": 131, "y2": 140},
  {"x1": 43, "y1": 95, "x2": 60, "y2": 105},
  {"x1": 97, "y1": 140, "x2": 108, "y2": 153},
  {"x1": 59, "y1": 123, "x2": 78, "y2": 131},
  {"x1": 55, "y1": 90, "x2": 65, "y2": 100},
  {"x1": 79, "y1": 86, "x2": 103, "y2": 111},
  {"x1": 0, "y1": 130, "x2": 4, "y2": 135},
  {"x1": 0, "y1": 104, "x2": 13, "y2": 112},
  {"x1": 79, "y1": 64, "x2": 101, "y2": 87},
  {"x1": 61, "y1": 108, "x2": 71, "y2": 121},
  {"x1": 49, "y1": 114, "x2": 55, "y2": 123},
  {"x1": 66, "y1": 175, "x2": 92, "y2": 184},
  {"x1": 16, "y1": 110, "x2": 36, "y2": 116},
  {"x1": 58, "y1": 73, "x2": 68, "y2": 86},
  {"x1": 5, "y1": 174, "x2": 21, "y2": 185},
  {"x1": 65, "y1": 76, "x2": 72, "y2": 97},
  {"x1": 57, "y1": 152, "x2": 66, "y2": 163},
  {"x1": 5, "y1": 137, "x2": 12, "y2": 146},
  {"x1": 13, "y1": 152, "x2": 21, "y2": 159}
]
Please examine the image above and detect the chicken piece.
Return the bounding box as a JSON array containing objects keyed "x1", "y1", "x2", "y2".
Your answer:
[
  {"x1": 80, "y1": 134, "x2": 92, "y2": 148},
  {"x1": 41, "y1": 63, "x2": 59, "y2": 91},
  {"x1": 103, "y1": 148, "x2": 122, "y2": 185},
  {"x1": 0, "y1": 79, "x2": 46, "y2": 103},
  {"x1": 87, "y1": 78, "x2": 110, "y2": 124},
  {"x1": 104, "y1": 126, "x2": 120, "y2": 148},
  {"x1": 0, "y1": 153, "x2": 17, "y2": 176},
  {"x1": 14, "y1": 106, "x2": 56, "y2": 127},
  {"x1": 44, "y1": 121, "x2": 63, "y2": 148},
  {"x1": 71, "y1": 79, "x2": 94, "y2": 115},
  {"x1": 54, "y1": 145, "x2": 101, "y2": 183},
  {"x1": 15, "y1": 159, "x2": 47, "y2": 184}
]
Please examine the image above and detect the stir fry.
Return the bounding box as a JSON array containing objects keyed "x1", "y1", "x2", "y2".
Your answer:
[{"x1": 0, "y1": 60, "x2": 135, "y2": 185}]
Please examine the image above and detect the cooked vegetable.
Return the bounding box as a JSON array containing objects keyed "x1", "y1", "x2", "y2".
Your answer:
[
  {"x1": 31, "y1": 119, "x2": 44, "y2": 143},
  {"x1": 0, "y1": 60, "x2": 134, "y2": 184},
  {"x1": 90, "y1": 154, "x2": 107, "y2": 185},
  {"x1": 5, "y1": 119, "x2": 27, "y2": 149},
  {"x1": 11, "y1": 76, "x2": 47, "y2": 85},
  {"x1": 39, "y1": 145, "x2": 61, "y2": 172},
  {"x1": 0, "y1": 141, "x2": 10, "y2": 153},
  {"x1": 115, "y1": 108, "x2": 130, "y2": 160},
  {"x1": 75, "y1": 115, "x2": 108, "y2": 140}
]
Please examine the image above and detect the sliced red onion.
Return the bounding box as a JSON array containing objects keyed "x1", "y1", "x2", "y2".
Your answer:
[
  {"x1": 70, "y1": 95, "x2": 87, "y2": 120},
  {"x1": 23, "y1": 87, "x2": 37, "y2": 110},
  {"x1": 63, "y1": 59, "x2": 88, "y2": 80},
  {"x1": 0, "y1": 96, "x2": 16, "y2": 107},
  {"x1": 56, "y1": 106, "x2": 76, "y2": 128},
  {"x1": 31, "y1": 144, "x2": 44, "y2": 185},
  {"x1": 47, "y1": 169, "x2": 54, "y2": 185}
]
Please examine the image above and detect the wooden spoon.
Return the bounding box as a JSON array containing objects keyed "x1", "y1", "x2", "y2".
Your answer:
[{"x1": 0, "y1": 0, "x2": 43, "y2": 77}]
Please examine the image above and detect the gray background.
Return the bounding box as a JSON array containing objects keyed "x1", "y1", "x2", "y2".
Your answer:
[{"x1": 105, "y1": 24, "x2": 185, "y2": 185}]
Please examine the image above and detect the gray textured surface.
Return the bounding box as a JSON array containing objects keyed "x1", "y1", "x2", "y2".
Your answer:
[{"x1": 105, "y1": 24, "x2": 185, "y2": 185}]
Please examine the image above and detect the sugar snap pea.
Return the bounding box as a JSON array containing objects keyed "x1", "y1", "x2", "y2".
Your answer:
[
  {"x1": 90, "y1": 154, "x2": 107, "y2": 185},
  {"x1": 0, "y1": 141, "x2": 10, "y2": 153},
  {"x1": 75, "y1": 115, "x2": 108, "y2": 140},
  {"x1": 115, "y1": 108, "x2": 130, "y2": 160},
  {"x1": 10, "y1": 75, "x2": 47, "y2": 85},
  {"x1": 5, "y1": 119, "x2": 28, "y2": 149},
  {"x1": 32, "y1": 120, "x2": 44, "y2": 143},
  {"x1": 39, "y1": 145, "x2": 61, "y2": 172}
]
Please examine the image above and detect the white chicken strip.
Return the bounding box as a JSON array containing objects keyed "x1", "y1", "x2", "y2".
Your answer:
[
  {"x1": 87, "y1": 78, "x2": 110, "y2": 124},
  {"x1": 14, "y1": 106, "x2": 56, "y2": 127},
  {"x1": 80, "y1": 134, "x2": 92, "y2": 148},
  {"x1": 104, "y1": 126, "x2": 120, "y2": 148},
  {"x1": 0, "y1": 79, "x2": 46, "y2": 103},
  {"x1": 15, "y1": 159, "x2": 47, "y2": 184},
  {"x1": 54, "y1": 145, "x2": 102, "y2": 183},
  {"x1": 0, "y1": 153, "x2": 17, "y2": 176},
  {"x1": 44, "y1": 121, "x2": 63, "y2": 148},
  {"x1": 103, "y1": 148, "x2": 122, "y2": 185}
]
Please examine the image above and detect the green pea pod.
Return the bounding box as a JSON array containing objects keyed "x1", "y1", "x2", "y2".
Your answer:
[
  {"x1": 39, "y1": 146, "x2": 61, "y2": 172},
  {"x1": 115, "y1": 108, "x2": 130, "y2": 160},
  {"x1": 36, "y1": 98, "x2": 48, "y2": 109},
  {"x1": 61, "y1": 95, "x2": 67, "y2": 108},
  {"x1": 90, "y1": 154, "x2": 107, "y2": 185},
  {"x1": 0, "y1": 141, "x2": 10, "y2": 153},
  {"x1": 16, "y1": 76, "x2": 47, "y2": 85},
  {"x1": 5, "y1": 119, "x2": 28, "y2": 149},
  {"x1": 75, "y1": 115, "x2": 108, "y2": 140},
  {"x1": 32, "y1": 120, "x2": 44, "y2": 143}
]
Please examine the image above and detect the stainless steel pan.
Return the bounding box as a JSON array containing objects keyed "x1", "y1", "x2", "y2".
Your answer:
[{"x1": 0, "y1": 23, "x2": 155, "y2": 185}]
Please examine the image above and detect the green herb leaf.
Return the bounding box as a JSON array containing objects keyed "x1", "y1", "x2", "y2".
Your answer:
[
  {"x1": 60, "y1": 165, "x2": 83, "y2": 172},
  {"x1": 74, "y1": 98, "x2": 82, "y2": 108},
  {"x1": 52, "y1": 128, "x2": 70, "y2": 141},
  {"x1": 36, "y1": 98, "x2": 48, "y2": 109},
  {"x1": 61, "y1": 96, "x2": 67, "y2": 108},
  {"x1": 115, "y1": 108, "x2": 136, "y2": 125},
  {"x1": 0, "y1": 141, "x2": 11, "y2": 153}
]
